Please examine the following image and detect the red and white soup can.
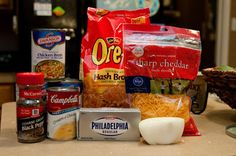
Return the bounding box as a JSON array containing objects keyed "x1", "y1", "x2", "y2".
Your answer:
[{"x1": 47, "y1": 87, "x2": 80, "y2": 140}]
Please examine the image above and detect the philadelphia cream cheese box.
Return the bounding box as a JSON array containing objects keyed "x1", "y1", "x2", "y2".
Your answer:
[{"x1": 77, "y1": 108, "x2": 141, "y2": 141}]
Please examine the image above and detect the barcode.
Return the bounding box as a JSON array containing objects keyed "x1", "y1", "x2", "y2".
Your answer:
[{"x1": 32, "y1": 109, "x2": 39, "y2": 116}]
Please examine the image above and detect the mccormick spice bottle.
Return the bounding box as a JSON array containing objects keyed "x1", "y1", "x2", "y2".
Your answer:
[{"x1": 16, "y1": 72, "x2": 46, "y2": 143}]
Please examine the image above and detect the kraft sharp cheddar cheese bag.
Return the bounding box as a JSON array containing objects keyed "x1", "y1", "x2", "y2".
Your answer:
[
  {"x1": 81, "y1": 7, "x2": 150, "y2": 108},
  {"x1": 123, "y1": 24, "x2": 201, "y2": 136}
]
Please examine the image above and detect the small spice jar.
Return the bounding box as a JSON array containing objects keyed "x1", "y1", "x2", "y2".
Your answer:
[{"x1": 16, "y1": 72, "x2": 46, "y2": 143}]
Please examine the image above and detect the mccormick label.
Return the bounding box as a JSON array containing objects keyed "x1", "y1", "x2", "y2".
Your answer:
[
  {"x1": 47, "y1": 87, "x2": 79, "y2": 140},
  {"x1": 19, "y1": 89, "x2": 43, "y2": 99},
  {"x1": 77, "y1": 108, "x2": 140, "y2": 141},
  {"x1": 17, "y1": 103, "x2": 46, "y2": 143},
  {"x1": 31, "y1": 29, "x2": 65, "y2": 80},
  {"x1": 17, "y1": 106, "x2": 44, "y2": 118}
]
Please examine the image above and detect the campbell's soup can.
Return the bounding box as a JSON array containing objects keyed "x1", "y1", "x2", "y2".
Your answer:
[
  {"x1": 45, "y1": 78, "x2": 83, "y2": 106},
  {"x1": 31, "y1": 29, "x2": 65, "y2": 80},
  {"x1": 60, "y1": 78, "x2": 83, "y2": 91},
  {"x1": 47, "y1": 87, "x2": 80, "y2": 140},
  {"x1": 60, "y1": 78, "x2": 83, "y2": 105}
]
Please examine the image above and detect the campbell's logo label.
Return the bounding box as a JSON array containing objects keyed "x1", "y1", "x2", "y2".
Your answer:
[
  {"x1": 91, "y1": 117, "x2": 129, "y2": 136},
  {"x1": 47, "y1": 90, "x2": 79, "y2": 113},
  {"x1": 33, "y1": 30, "x2": 65, "y2": 50},
  {"x1": 50, "y1": 94, "x2": 78, "y2": 105}
]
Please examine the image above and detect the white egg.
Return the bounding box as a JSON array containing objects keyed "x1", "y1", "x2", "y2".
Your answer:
[{"x1": 139, "y1": 117, "x2": 185, "y2": 145}]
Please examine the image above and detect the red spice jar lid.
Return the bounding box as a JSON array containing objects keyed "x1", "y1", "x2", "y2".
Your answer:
[{"x1": 16, "y1": 72, "x2": 44, "y2": 85}]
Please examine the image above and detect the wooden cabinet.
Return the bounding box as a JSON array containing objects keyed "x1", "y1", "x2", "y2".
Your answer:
[
  {"x1": 0, "y1": 83, "x2": 15, "y2": 106},
  {"x1": 0, "y1": 83, "x2": 15, "y2": 127},
  {"x1": 0, "y1": 73, "x2": 15, "y2": 124},
  {"x1": 0, "y1": 0, "x2": 12, "y2": 9}
]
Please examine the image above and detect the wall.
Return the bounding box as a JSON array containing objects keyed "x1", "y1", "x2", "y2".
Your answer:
[
  {"x1": 216, "y1": 0, "x2": 236, "y2": 67},
  {"x1": 229, "y1": 0, "x2": 236, "y2": 67}
]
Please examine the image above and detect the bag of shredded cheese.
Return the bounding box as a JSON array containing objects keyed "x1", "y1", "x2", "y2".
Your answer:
[
  {"x1": 81, "y1": 7, "x2": 150, "y2": 108},
  {"x1": 123, "y1": 24, "x2": 201, "y2": 136}
]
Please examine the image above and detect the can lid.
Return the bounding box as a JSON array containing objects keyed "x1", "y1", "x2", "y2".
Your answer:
[
  {"x1": 16, "y1": 72, "x2": 44, "y2": 85},
  {"x1": 225, "y1": 124, "x2": 236, "y2": 138},
  {"x1": 47, "y1": 86, "x2": 77, "y2": 92}
]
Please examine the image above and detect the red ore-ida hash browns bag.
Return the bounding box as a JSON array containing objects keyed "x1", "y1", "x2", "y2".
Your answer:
[
  {"x1": 81, "y1": 7, "x2": 150, "y2": 108},
  {"x1": 123, "y1": 24, "x2": 201, "y2": 136}
]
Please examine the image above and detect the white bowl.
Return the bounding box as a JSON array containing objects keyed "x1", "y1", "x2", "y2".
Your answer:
[{"x1": 139, "y1": 117, "x2": 185, "y2": 145}]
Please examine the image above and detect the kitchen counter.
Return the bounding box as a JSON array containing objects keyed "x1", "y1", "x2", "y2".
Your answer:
[{"x1": 1, "y1": 94, "x2": 236, "y2": 156}]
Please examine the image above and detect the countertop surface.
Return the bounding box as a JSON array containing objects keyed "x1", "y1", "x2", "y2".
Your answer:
[{"x1": 1, "y1": 94, "x2": 236, "y2": 156}]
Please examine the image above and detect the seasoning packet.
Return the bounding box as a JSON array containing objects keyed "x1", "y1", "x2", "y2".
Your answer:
[
  {"x1": 123, "y1": 24, "x2": 201, "y2": 136},
  {"x1": 81, "y1": 7, "x2": 150, "y2": 108}
]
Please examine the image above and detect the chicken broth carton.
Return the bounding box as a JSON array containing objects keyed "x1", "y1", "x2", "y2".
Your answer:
[{"x1": 31, "y1": 29, "x2": 65, "y2": 80}]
